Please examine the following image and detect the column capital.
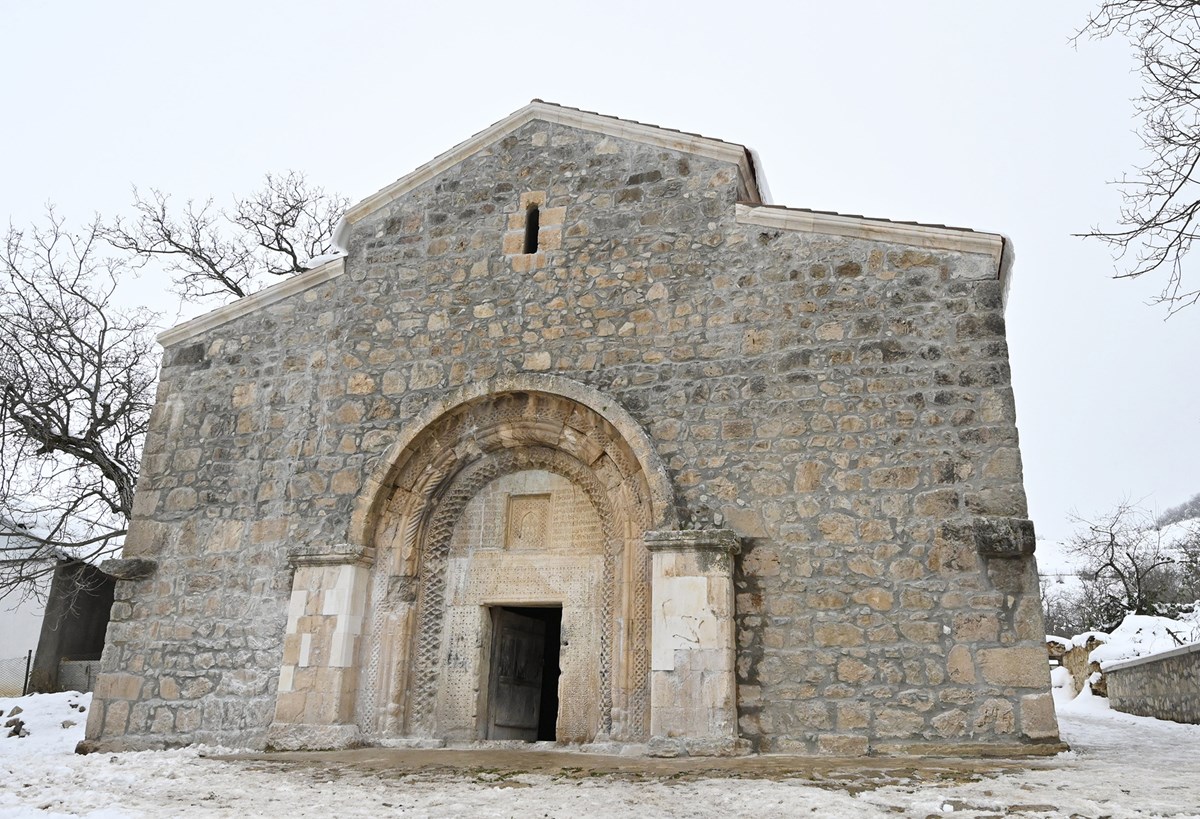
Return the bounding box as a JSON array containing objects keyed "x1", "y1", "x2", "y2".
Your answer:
[
  {"x1": 287, "y1": 542, "x2": 375, "y2": 567},
  {"x1": 643, "y1": 529, "x2": 740, "y2": 555}
]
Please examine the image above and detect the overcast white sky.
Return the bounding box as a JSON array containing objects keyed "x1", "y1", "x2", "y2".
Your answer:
[{"x1": 2, "y1": 1, "x2": 1197, "y2": 543}]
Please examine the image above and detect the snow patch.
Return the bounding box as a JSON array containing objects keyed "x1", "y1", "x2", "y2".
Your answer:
[
  {"x1": 1090, "y1": 613, "x2": 1199, "y2": 668},
  {"x1": 0, "y1": 690, "x2": 90, "y2": 756}
]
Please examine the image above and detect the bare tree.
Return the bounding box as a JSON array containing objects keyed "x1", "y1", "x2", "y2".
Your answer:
[
  {"x1": 106, "y1": 171, "x2": 348, "y2": 303},
  {"x1": 0, "y1": 210, "x2": 158, "y2": 600},
  {"x1": 1068, "y1": 501, "x2": 1182, "y2": 617},
  {"x1": 1076, "y1": 2, "x2": 1200, "y2": 313}
]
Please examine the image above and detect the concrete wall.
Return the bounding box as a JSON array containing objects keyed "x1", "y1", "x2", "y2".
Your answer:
[
  {"x1": 1107, "y1": 643, "x2": 1200, "y2": 724},
  {"x1": 84, "y1": 112, "x2": 1057, "y2": 754},
  {"x1": 30, "y1": 561, "x2": 115, "y2": 692}
]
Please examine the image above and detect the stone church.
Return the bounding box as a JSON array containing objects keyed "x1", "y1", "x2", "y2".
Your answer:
[{"x1": 84, "y1": 102, "x2": 1060, "y2": 756}]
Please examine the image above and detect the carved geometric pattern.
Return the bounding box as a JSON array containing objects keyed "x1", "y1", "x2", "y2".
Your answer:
[
  {"x1": 506, "y1": 493, "x2": 551, "y2": 549},
  {"x1": 407, "y1": 447, "x2": 619, "y2": 737},
  {"x1": 361, "y1": 391, "x2": 659, "y2": 742}
]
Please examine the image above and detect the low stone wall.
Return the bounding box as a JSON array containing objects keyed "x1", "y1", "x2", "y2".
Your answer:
[{"x1": 1106, "y1": 643, "x2": 1200, "y2": 724}]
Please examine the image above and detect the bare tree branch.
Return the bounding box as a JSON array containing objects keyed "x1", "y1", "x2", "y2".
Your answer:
[
  {"x1": 105, "y1": 172, "x2": 348, "y2": 304},
  {"x1": 1075, "y1": 1, "x2": 1200, "y2": 314},
  {"x1": 0, "y1": 210, "x2": 157, "y2": 600}
]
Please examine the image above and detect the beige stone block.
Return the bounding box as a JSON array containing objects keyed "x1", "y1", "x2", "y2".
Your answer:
[
  {"x1": 523, "y1": 351, "x2": 551, "y2": 371},
  {"x1": 103, "y1": 700, "x2": 130, "y2": 735},
  {"x1": 175, "y1": 705, "x2": 201, "y2": 733},
  {"x1": 860, "y1": 519, "x2": 893, "y2": 542},
  {"x1": 519, "y1": 191, "x2": 546, "y2": 209},
  {"x1": 810, "y1": 590, "x2": 848, "y2": 609},
  {"x1": 108, "y1": 673, "x2": 143, "y2": 700},
  {"x1": 875, "y1": 707, "x2": 924, "y2": 737},
  {"x1": 954, "y1": 611, "x2": 1000, "y2": 642},
  {"x1": 915, "y1": 489, "x2": 959, "y2": 517},
  {"x1": 931, "y1": 708, "x2": 967, "y2": 737},
  {"x1": 947, "y1": 645, "x2": 977, "y2": 683},
  {"x1": 164, "y1": 487, "x2": 197, "y2": 512},
  {"x1": 1020, "y1": 693, "x2": 1059, "y2": 739},
  {"x1": 251, "y1": 517, "x2": 288, "y2": 545},
  {"x1": 983, "y1": 447, "x2": 1022, "y2": 480},
  {"x1": 846, "y1": 556, "x2": 884, "y2": 578},
  {"x1": 539, "y1": 228, "x2": 562, "y2": 251},
  {"x1": 854, "y1": 588, "x2": 894, "y2": 611},
  {"x1": 837, "y1": 657, "x2": 875, "y2": 684},
  {"x1": 813, "y1": 623, "x2": 865, "y2": 647},
  {"x1": 274, "y1": 691, "x2": 307, "y2": 723},
  {"x1": 869, "y1": 467, "x2": 919, "y2": 490},
  {"x1": 816, "y1": 321, "x2": 844, "y2": 341},
  {"x1": 836, "y1": 702, "x2": 870, "y2": 730},
  {"x1": 974, "y1": 698, "x2": 1014, "y2": 734},
  {"x1": 540, "y1": 206, "x2": 567, "y2": 226},
  {"x1": 818, "y1": 513, "x2": 856, "y2": 544},
  {"x1": 501, "y1": 232, "x2": 524, "y2": 255},
  {"x1": 84, "y1": 699, "x2": 106, "y2": 739},
  {"x1": 346, "y1": 373, "x2": 376, "y2": 395},
  {"x1": 331, "y1": 468, "x2": 358, "y2": 495},
  {"x1": 231, "y1": 383, "x2": 255, "y2": 409},
  {"x1": 899, "y1": 620, "x2": 941, "y2": 643},
  {"x1": 794, "y1": 461, "x2": 826, "y2": 492},
  {"x1": 159, "y1": 676, "x2": 179, "y2": 700},
  {"x1": 817, "y1": 734, "x2": 869, "y2": 755},
  {"x1": 978, "y1": 647, "x2": 1050, "y2": 688}
]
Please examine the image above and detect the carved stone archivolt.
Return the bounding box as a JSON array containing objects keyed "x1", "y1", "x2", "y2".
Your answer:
[{"x1": 350, "y1": 381, "x2": 676, "y2": 743}]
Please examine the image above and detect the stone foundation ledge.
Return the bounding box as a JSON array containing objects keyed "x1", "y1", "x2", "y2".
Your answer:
[
  {"x1": 376, "y1": 737, "x2": 448, "y2": 749},
  {"x1": 647, "y1": 736, "x2": 753, "y2": 758},
  {"x1": 867, "y1": 739, "x2": 1070, "y2": 758},
  {"x1": 265, "y1": 723, "x2": 363, "y2": 752}
]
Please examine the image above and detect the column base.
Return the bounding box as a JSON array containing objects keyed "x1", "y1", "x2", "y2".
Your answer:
[
  {"x1": 647, "y1": 735, "x2": 752, "y2": 758},
  {"x1": 265, "y1": 722, "x2": 362, "y2": 751}
]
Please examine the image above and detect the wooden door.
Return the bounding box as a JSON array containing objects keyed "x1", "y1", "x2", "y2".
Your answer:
[{"x1": 486, "y1": 608, "x2": 546, "y2": 740}]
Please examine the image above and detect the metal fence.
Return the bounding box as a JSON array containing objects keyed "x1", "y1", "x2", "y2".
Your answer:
[
  {"x1": 58, "y1": 659, "x2": 101, "y2": 693},
  {"x1": 0, "y1": 652, "x2": 32, "y2": 697}
]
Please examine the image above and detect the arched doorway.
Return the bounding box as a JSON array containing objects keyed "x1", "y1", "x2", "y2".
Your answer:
[{"x1": 257, "y1": 377, "x2": 675, "y2": 750}]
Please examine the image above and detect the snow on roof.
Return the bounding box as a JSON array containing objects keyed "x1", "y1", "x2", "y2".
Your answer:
[{"x1": 1090, "y1": 613, "x2": 1200, "y2": 668}]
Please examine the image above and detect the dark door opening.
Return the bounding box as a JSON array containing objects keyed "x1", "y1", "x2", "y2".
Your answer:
[{"x1": 486, "y1": 605, "x2": 562, "y2": 741}]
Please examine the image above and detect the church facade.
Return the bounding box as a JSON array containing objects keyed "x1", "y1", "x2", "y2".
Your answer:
[{"x1": 84, "y1": 102, "x2": 1060, "y2": 756}]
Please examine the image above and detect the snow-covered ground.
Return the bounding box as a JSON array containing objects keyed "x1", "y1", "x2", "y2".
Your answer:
[{"x1": 3, "y1": 691, "x2": 1199, "y2": 818}]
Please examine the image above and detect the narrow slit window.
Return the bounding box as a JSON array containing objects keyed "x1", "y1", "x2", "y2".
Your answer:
[{"x1": 523, "y1": 205, "x2": 540, "y2": 254}]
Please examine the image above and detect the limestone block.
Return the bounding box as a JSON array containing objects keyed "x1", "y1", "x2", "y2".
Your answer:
[
  {"x1": 1020, "y1": 692, "x2": 1059, "y2": 739},
  {"x1": 978, "y1": 647, "x2": 1051, "y2": 688},
  {"x1": 817, "y1": 734, "x2": 869, "y2": 755}
]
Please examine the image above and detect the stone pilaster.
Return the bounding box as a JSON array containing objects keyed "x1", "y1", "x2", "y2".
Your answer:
[
  {"x1": 266, "y1": 544, "x2": 373, "y2": 750},
  {"x1": 644, "y1": 529, "x2": 748, "y2": 756}
]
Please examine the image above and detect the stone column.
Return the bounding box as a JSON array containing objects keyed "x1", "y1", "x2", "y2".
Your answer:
[
  {"x1": 644, "y1": 529, "x2": 747, "y2": 757},
  {"x1": 266, "y1": 543, "x2": 373, "y2": 751}
]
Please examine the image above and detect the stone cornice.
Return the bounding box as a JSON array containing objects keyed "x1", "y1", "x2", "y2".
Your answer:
[
  {"x1": 157, "y1": 257, "x2": 345, "y2": 348},
  {"x1": 344, "y1": 101, "x2": 763, "y2": 225},
  {"x1": 736, "y1": 203, "x2": 1006, "y2": 270}
]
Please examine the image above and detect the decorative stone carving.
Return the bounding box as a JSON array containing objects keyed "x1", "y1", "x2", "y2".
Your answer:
[{"x1": 352, "y1": 387, "x2": 671, "y2": 746}]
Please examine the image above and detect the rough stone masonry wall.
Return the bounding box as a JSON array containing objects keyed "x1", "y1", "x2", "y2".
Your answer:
[
  {"x1": 1106, "y1": 643, "x2": 1200, "y2": 724},
  {"x1": 87, "y1": 117, "x2": 1055, "y2": 752}
]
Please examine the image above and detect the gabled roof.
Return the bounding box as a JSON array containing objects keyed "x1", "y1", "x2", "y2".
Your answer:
[
  {"x1": 337, "y1": 100, "x2": 765, "y2": 235},
  {"x1": 159, "y1": 103, "x2": 1012, "y2": 347}
]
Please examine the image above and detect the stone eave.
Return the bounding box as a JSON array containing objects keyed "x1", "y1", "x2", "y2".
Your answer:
[
  {"x1": 735, "y1": 202, "x2": 1012, "y2": 294},
  {"x1": 341, "y1": 100, "x2": 764, "y2": 227},
  {"x1": 156, "y1": 257, "x2": 345, "y2": 347}
]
